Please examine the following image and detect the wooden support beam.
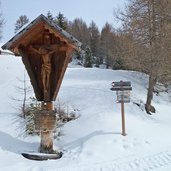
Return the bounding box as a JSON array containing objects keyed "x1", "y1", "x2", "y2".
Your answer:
[
  {"x1": 40, "y1": 131, "x2": 54, "y2": 153},
  {"x1": 41, "y1": 102, "x2": 54, "y2": 110},
  {"x1": 39, "y1": 101, "x2": 56, "y2": 153},
  {"x1": 18, "y1": 45, "x2": 42, "y2": 100},
  {"x1": 52, "y1": 47, "x2": 73, "y2": 101}
]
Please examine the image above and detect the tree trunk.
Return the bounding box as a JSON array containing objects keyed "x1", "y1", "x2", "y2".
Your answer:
[
  {"x1": 145, "y1": 0, "x2": 157, "y2": 115},
  {"x1": 39, "y1": 102, "x2": 55, "y2": 153},
  {"x1": 145, "y1": 74, "x2": 156, "y2": 114}
]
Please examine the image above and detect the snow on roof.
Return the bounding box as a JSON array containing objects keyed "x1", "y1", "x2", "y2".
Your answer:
[{"x1": 2, "y1": 14, "x2": 82, "y2": 51}]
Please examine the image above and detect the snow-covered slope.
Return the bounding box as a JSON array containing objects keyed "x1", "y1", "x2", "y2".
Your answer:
[{"x1": 0, "y1": 54, "x2": 171, "y2": 171}]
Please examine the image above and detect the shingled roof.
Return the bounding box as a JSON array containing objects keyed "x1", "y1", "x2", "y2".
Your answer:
[{"x1": 2, "y1": 14, "x2": 81, "y2": 55}]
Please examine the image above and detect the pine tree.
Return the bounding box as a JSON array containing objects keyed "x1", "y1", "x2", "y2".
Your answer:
[
  {"x1": 89, "y1": 21, "x2": 100, "y2": 57},
  {"x1": 14, "y1": 15, "x2": 29, "y2": 33},
  {"x1": 47, "y1": 11, "x2": 54, "y2": 21},
  {"x1": 112, "y1": 57, "x2": 123, "y2": 70},
  {"x1": 88, "y1": 21, "x2": 100, "y2": 67},
  {"x1": 55, "y1": 12, "x2": 67, "y2": 30},
  {"x1": 84, "y1": 46, "x2": 93, "y2": 68}
]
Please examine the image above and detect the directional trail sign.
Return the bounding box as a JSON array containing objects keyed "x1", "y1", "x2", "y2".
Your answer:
[
  {"x1": 110, "y1": 80, "x2": 132, "y2": 136},
  {"x1": 111, "y1": 81, "x2": 132, "y2": 103},
  {"x1": 111, "y1": 81, "x2": 132, "y2": 91}
]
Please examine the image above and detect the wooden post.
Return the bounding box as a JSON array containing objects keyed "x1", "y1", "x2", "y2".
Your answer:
[
  {"x1": 39, "y1": 101, "x2": 55, "y2": 153},
  {"x1": 120, "y1": 80, "x2": 126, "y2": 136},
  {"x1": 121, "y1": 101, "x2": 126, "y2": 136}
]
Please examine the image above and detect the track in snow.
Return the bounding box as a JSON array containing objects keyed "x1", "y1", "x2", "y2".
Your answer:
[{"x1": 58, "y1": 150, "x2": 171, "y2": 171}]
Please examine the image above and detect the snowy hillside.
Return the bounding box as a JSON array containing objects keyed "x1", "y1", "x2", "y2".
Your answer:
[{"x1": 0, "y1": 54, "x2": 171, "y2": 171}]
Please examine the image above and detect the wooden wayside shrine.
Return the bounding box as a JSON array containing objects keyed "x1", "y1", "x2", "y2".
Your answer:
[
  {"x1": 2, "y1": 14, "x2": 81, "y2": 102},
  {"x1": 2, "y1": 14, "x2": 81, "y2": 158}
]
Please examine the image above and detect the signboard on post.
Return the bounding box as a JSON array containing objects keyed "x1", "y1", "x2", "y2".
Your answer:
[
  {"x1": 116, "y1": 90, "x2": 131, "y2": 103},
  {"x1": 34, "y1": 110, "x2": 56, "y2": 132},
  {"x1": 111, "y1": 81, "x2": 132, "y2": 103},
  {"x1": 110, "y1": 80, "x2": 132, "y2": 136}
]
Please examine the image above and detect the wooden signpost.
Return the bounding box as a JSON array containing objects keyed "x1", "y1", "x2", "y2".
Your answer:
[
  {"x1": 111, "y1": 81, "x2": 132, "y2": 136},
  {"x1": 2, "y1": 14, "x2": 81, "y2": 159}
]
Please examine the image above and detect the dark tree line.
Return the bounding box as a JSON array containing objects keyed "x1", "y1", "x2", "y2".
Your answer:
[{"x1": 67, "y1": 18, "x2": 125, "y2": 69}]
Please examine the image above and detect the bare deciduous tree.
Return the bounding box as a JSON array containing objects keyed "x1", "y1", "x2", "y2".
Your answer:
[{"x1": 115, "y1": 0, "x2": 171, "y2": 114}]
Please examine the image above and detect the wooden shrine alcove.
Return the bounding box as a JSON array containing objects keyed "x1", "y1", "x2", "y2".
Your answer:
[{"x1": 2, "y1": 14, "x2": 81, "y2": 156}]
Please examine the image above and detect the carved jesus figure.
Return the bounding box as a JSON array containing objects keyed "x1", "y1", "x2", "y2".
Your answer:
[
  {"x1": 29, "y1": 45, "x2": 55, "y2": 93},
  {"x1": 28, "y1": 34, "x2": 68, "y2": 99},
  {"x1": 39, "y1": 47, "x2": 54, "y2": 92}
]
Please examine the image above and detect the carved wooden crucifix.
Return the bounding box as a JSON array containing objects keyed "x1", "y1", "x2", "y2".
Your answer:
[{"x1": 1, "y1": 14, "x2": 81, "y2": 156}]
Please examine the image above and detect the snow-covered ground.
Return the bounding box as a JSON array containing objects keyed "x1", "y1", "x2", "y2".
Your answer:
[{"x1": 0, "y1": 54, "x2": 171, "y2": 171}]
